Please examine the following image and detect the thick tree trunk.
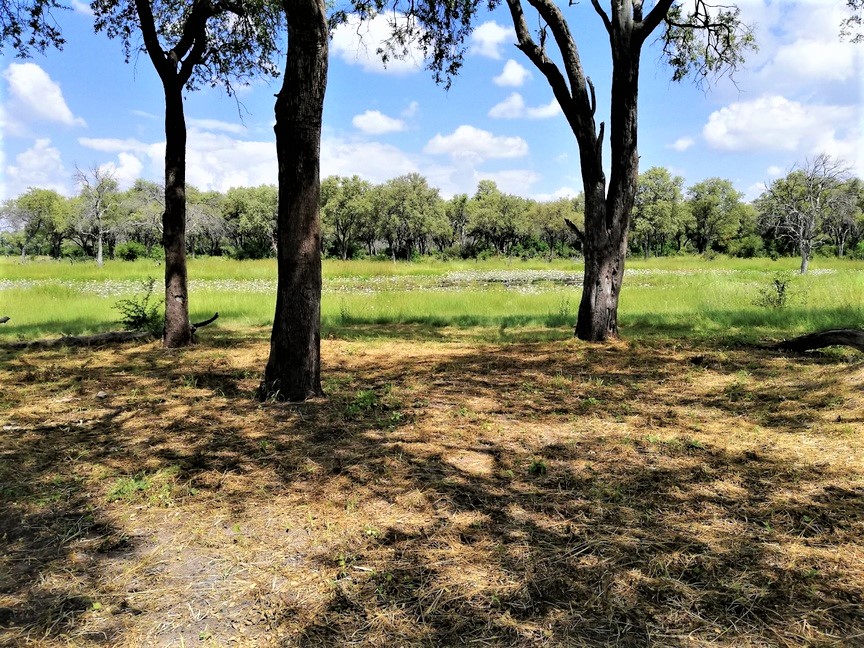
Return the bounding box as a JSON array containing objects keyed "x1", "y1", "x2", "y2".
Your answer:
[
  {"x1": 575, "y1": 40, "x2": 639, "y2": 342},
  {"x1": 799, "y1": 251, "x2": 809, "y2": 275},
  {"x1": 96, "y1": 226, "x2": 104, "y2": 267},
  {"x1": 259, "y1": 0, "x2": 328, "y2": 402},
  {"x1": 162, "y1": 85, "x2": 192, "y2": 347}
]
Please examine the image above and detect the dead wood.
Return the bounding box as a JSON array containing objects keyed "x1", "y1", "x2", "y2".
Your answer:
[
  {"x1": 191, "y1": 312, "x2": 219, "y2": 332},
  {"x1": 774, "y1": 329, "x2": 864, "y2": 353},
  {"x1": 1, "y1": 330, "x2": 155, "y2": 350},
  {"x1": 0, "y1": 317, "x2": 9, "y2": 324}
]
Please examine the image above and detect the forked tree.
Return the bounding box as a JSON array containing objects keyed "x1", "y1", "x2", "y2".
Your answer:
[{"x1": 90, "y1": 0, "x2": 281, "y2": 347}]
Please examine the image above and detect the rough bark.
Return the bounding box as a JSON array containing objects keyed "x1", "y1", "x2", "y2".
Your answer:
[
  {"x1": 775, "y1": 329, "x2": 864, "y2": 353},
  {"x1": 162, "y1": 85, "x2": 192, "y2": 347},
  {"x1": 259, "y1": 0, "x2": 328, "y2": 402}
]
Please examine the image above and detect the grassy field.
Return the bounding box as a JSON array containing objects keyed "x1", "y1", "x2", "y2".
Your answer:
[
  {"x1": 1, "y1": 255, "x2": 862, "y2": 342},
  {"x1": 1, "y1": 255, "x2": 863, "y2": 647}
]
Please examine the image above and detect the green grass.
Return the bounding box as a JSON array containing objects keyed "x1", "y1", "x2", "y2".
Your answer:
[{"x1": 1, "y1": 255, "x2": 862, "y2": 342}]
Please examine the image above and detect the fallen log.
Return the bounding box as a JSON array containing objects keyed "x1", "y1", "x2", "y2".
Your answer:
[
  {"x1": 0, "y1": 317, "x2": 9, "y2": 324},
  {"x1": 774, "y1": 329, "x2": 864, "y2": 353},
  {"x1": 2, "y1": 330, "x2": 155, "y2": 350}
]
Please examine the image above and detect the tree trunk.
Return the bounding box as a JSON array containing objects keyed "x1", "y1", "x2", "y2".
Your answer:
[
  {"x1": 799, "y1": 251, "x2": 809, "y2": 275},
  {"x1": 575, "y1": 40, "x2": 639, "y2": 341},
  {"x1": 259, "y1": 0, "x2": 328, "y2": 402},
  {"x1": 96, "y1": 225, "x2": 104, "y2": 267},
  {"x1": 162, "y1": 84, "x2": 192, "y2": 347}
]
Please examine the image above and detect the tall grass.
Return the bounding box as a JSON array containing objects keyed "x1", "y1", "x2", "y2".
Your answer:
[{"x1": 1, "y1": 255, "x2": 861, "y2": 341}]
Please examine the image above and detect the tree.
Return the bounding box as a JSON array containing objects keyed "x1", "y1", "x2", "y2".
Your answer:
[
  {"x1": 222, "y1": 185, "x2": 278, "y2": 259},
  {"x1": 378, "y1": 173, "x2": 447, "y2": 259},
  {"x1": 259, "y1": 0, "x2": 329, "y2": 402},
  {"x1": 531, "y1": 197, "x2": 584, "y2": 259},
  {"x1": 822, "y1": 178, "x2": 862, "y2": 258},
  {"x1": 74, "y1": 166, "x2": 119, "y2": 267},
  {"x1": 466, "y1": 180, "x2": 530, "y2": 255},
  {"x1": 0, "y1": 0, "x2": 64, "y2": 55},
  {"x1": 631, "y1": 167, "x2": 687, "y2": 258},
  {"x1": 686, "y1": 177, "x2": 743, "y2": 254},
  {"x1": 756, "y1": 154, "x2": 852, "y2": 274},
  {"x1": 499, "y1": 1, "x2": 753, "y2": 340},
  {"x1": 321, "y1": 175, "x2": 374, "y2": 260},
  {"x1": 91, "y1": 0, "x2": 282, "y2": 347},
  {"x1": 1, "y1": 188, "x2": 70, "y2": 259}
]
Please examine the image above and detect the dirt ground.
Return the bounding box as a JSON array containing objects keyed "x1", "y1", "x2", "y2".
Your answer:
[{"x1": 1, "y1": 328, "x2": 862, "y2": 647}]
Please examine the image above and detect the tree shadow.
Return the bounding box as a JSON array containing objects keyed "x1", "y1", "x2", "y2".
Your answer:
[{"x1": 1, "y1": 336, "x2": 861, "y2": 645}]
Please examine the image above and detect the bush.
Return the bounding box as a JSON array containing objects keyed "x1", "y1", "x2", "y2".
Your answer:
[
  {"x1": 755, "y1": 273, "x2": 794, "y2": 309},
  {"x1": 116, "y1": 241, "x2": 148, "y2": 261},
  {"x1": 114, "y1": 278, "x2": 163, "y2": 334}
]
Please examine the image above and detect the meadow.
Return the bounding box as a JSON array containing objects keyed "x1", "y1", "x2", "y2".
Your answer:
[
  {"x1": 1, "y1": 255, "x2": 863, "y2": 647},
  {"x1": 1, "y1": 254, "x2": 862, "y2": 342}
]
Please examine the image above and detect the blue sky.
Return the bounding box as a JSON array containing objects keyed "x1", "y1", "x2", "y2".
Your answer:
[{"x1": 0, "y1": 0, "x2": 861, "y2": 203}]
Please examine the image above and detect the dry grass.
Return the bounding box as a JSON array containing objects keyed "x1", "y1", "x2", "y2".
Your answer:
[{"x1": 1, "y1": 328, "x2": 862, "y2": 647}]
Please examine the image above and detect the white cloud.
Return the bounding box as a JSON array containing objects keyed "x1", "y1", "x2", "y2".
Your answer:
[
  {"x1": 475, "y1": 169, "x2": 540, "y2": 195},
  {"x1": 2, "y1": 63, "x2": 86, "y2": 135},
  {"x1": 331, "y1": 14, "x2": 424, "y2": 75},
  {"x1": 187, "y1": 118, "x2": 247, "y2": 135},
  {"x1": 669, "y1": 137, "x2": 695, "y2": 152},
  {"x1": 322, "y1": 137, "x2": 419, "y2": 183},
  {"x1": 401, "y1": 101, "x2": 420, "y2": 118},
  {"x1": 98, "y1": 153, "x2": 144, "y2": 189},
  {"x1": 766, "y1": 165, "x2": 783, "y2": 178},
  {"x1": 424, "y1": 125, "x2": 529, "y2": 163},
  {"x1": 469, "y1": 21, "x2": 514, "y2": 60},
  {"x1": 494, "y1": 60, "x2": 531, "y2": 87},
  {"x1": 488, "y1": 93, "x2": 559, "y2": 119},
  {"x1": 4, "y1": 139, "x2": 70, "y2": 197},
  {"x1": 131, "y1": 109, "x2": 157, "y2": 120},
  {"x1": 71, "y1": 0, "x2": 93, "y2": 15},
  {"x1": 703, "y1": 94, "x2": 857, "y2": 154},
  {"x1": 533, "y1": 186, "x2": 581, "y2": 202},
  {"x1": 79, "y1": 137, "x2": 156, "y2": 155},
  {"x1": 352, "y1": 110, "x2": 406, "y2": 134}
]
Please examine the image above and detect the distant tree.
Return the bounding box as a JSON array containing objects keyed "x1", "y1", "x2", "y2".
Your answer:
[
  {"x1": 186, "y1": 188, "x2": 226, "y2": 257},
  {"x1": 74, "y1": 166, "x2": 119, "y2": 267},
  {"x1": 222, "y1": 185, "x2": 278, "y2": 259},
  {"x1": 1, "y1": 188, "x2": 70, "y2": 259},
  {"x1": 822, "y1": 178, "x2": 862, "y2": 258},
  {"x1": 446, "y1": 193, "x2": 470, "y2": 252},
  {"x1": 530, "y1": 197, "x2": 583, "y2": 259},
  {"x1": 756, "y1": 154, "x2": 852, "y2": 273},
  {"x1": 91, "y1": 0, "x2": 282, "y2": 346},
  {"x1": 466, "y1": 180, "x2": 530, "y2": 255},
  {"x1": 377, "y1": 173, "x2": 447, "y2": 259},
  {"x1": 686, "y1": 178, "x2": 743, "y2": 254},
  {"x1": 631, "y1": 167, "x2": 688, "y2": 258},
  {"x1": 118, "y1": 179, "x2": 164, "y2": 256},
  {"x1": 321, "y1": 175, "x2": 374, "y2": 260}
]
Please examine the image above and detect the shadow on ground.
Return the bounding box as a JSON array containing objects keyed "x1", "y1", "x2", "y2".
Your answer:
[{"x1": 1, "y1": 333, "x2": 862, "y2": 646}]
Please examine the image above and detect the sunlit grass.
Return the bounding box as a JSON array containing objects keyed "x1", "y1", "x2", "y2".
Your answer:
[{"x1": 1, "y1": 255, "x2": 861, "y2": 341}]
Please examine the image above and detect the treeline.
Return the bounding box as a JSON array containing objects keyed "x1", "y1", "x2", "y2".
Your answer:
[{"x1": 3, "y1": 164, "x2": 862, "y2": 263}]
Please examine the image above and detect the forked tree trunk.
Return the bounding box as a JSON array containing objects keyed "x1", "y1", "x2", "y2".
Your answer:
[
  {"x1": 259, "y1": 0, "x2": 328, "y2": 402},
  {"x1": 575, "y1": 39, "x2": 639, "y2": 341},
  {"x1": 162, "y1": 85, "x2": 192, "y2": 347}
]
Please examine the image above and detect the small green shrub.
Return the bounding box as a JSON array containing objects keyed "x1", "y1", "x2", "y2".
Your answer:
[
  {"x1": 116, "y1": 241, "x2": 147, "y2": 261},
  {"x1": 114, "y1": 277, "x2": 163, "y2": 333},
  {"x1": 755, "y1": 273, "x2": 793, "y2": 309}
]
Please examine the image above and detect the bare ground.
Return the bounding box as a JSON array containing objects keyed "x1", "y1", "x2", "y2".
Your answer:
[{"x1": 1, "y1": 328, "x2": 862, "y2": 647}]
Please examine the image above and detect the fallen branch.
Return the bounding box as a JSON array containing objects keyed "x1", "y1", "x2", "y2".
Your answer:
[
  {"x1": 0, "y1": 316, "x2": 9, "y2": 324},
  {"x1": 774, "y1": 329, "x2": 864, "y2": 353},
  {"x1": 1, "y1": 330, "x2": 155, "y2": 350},
  {"x1": 191, "y1": 312, "x2": 219, "y2": 333}
]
